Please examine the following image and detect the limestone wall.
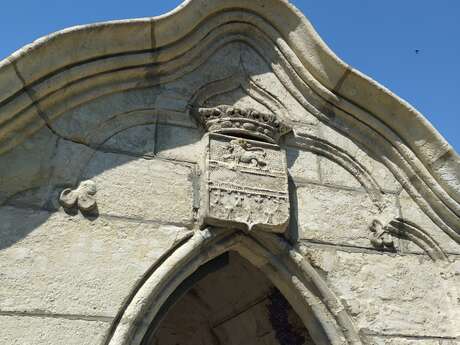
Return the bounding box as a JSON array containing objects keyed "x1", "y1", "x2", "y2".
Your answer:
[
  {"x1": 1, "y1": 105, "x2": 458, "y2": 344},
  {"x1": 0, "y1": 1, "x2": 459, "y2": 344}
]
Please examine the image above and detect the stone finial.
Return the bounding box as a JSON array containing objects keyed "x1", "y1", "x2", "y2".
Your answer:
[
  {"x1": 59, "y1": 180, "x2": 97, "y2": 213},
  {"x1": 369, "y1": 219, "x2": 395, "y2": 249}
]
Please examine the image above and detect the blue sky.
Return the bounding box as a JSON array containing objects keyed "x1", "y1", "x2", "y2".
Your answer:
[{"x1": 1, "y1": 0, "x2": 458, "y2": 151}]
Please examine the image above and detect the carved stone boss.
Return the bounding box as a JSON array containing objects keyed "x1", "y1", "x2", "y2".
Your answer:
[{"x1": 194, "y1": 105, "x2": 291, "y2": 233}]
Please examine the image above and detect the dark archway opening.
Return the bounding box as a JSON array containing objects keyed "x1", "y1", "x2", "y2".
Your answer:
[{"x1": 142, "y1": 251, "x2": 316, "y2": 345}]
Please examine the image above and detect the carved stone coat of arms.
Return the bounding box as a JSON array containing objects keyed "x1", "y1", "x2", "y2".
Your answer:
[{"x1": 194, "y1": 106, "x2": 291, "y2": 233}]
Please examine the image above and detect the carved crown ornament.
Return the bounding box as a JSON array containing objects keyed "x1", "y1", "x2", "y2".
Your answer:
[
  {"x1": 193, "y1": 105, "x2": 292, "y2": 234},
  {"x1": 194, "y1": 105, "x2": 291, "y2": 144}
]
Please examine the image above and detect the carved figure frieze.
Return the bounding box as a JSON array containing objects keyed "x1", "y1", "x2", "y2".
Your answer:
[
  {"x1": 209, "y1": 188, "x2": 288, "y2": 227},
  {"x1": 59, "y1": 180, "x2": 97, "y2": 213}
]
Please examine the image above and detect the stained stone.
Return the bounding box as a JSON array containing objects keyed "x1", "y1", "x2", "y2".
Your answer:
[
  {"x1": 300, "y1": 246, "x2": 460, "y2": 338},
  {"x1": 155, "y1": 124, "x2": 203, "y2": 163},
  {"x1": 0, "y1": 315, "x2": 110, "y2": 345},
  {"x1": 0, "y1": 127, "x2": 57, "y2": 206},
  {"x1": 318, "y1": 123, "x2": 401, "y2": 193},
  {"x1": 319, "y1": 156, "x2": 362, "y2": 189},
  {"x1": 100, "y1": 124, "x2": 157, "y2": 156},
  {"x1": 81, "y1": 151, "x2": 194, "y2": 224},
  {"x1": 367, "y1": 338, "x2": 458, "y2": 345},
  {"x1": 0, "y1": 206, "x2": 190, "y2": 316},
  {"x1": 0, "y1": 1, "x2": 458, "y2": 344},
  {"x1": 399, "y1": 190, "x2": 460, "y2": 255},
  {"x1": 286, "y1": 146, "x2": 320, "y2": 183},
  {"x1": 296, "y1": 183, "x2": 398, "y2": 247}
]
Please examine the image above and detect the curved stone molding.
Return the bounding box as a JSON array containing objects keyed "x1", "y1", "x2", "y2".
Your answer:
[
  {"x1": 292, "y1": 132, "x2": 384, "y2": 208},
  {"x1": 0, "y1": 0, "x2": 458, "y2": 245},
  {"x1": 103, "y1": 229, "x2": 363, "y2": 345},
  {"x1": 369, "y1": 218, "x2": 449, "y2": 262},
  {"x1": 59, "y1": 179, "x2": 97, "y2": 213}
]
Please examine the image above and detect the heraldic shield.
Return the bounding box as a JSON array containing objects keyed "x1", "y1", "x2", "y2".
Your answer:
[{"x1": 200, "y1": 132, "x2": 290, "y2": 233}]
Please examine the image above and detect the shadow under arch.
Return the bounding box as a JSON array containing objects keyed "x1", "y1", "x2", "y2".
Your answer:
[{"x1": 104, "y1": 229, "x2": 363, "y2": 345}]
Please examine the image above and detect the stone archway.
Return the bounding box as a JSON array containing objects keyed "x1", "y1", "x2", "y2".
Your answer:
[
  {"x1": 145, "y1": 251, "x2": 314, "y2": 345},
  {"x1": 104, "y1": 229, "x2": 363, "y2": 345}
]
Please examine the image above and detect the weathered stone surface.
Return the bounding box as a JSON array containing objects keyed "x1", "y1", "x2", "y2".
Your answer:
[
  {"x1": 157, "y1": 112, "x2": 197, "y2": 129},
  {"x1": 0, "y1": 315, "x2": 110, "y2": 345},
  {"x1": 0, "y1": 1, "x2": 458, "y2": 343},
  {"x1": 13, "y1": 19, "x2": 152, "y2": 85},
  {"x1": 100, "y1": 124, "x2": 157, "y2": 156},
  {"x1": 301, "y1": 246, "x2": 460, "y2": 338},
  {"x1": 319, "y1": 124, "x2": 401, "y2": 193},
  {"x1": 49, "y1": 138, "x2": 94, "y2": 187},
  {"x1": 296, "y1": 183, "x2": 398, "y2": 247},
  {"x1": 399, "y1": 190, "x2": 460, "y2": 255},
  {"x1": 52, "y1": 89, "x2": 162, "y2": 143},
  {"x1": 239, "y1": 44, "x2": 318, "y2": 125},
  {"x1": 366, "y1": 337, "x2": 458, "y2": 345},
  {"x1": 161, "y1": 43, "x2": 241, "y2": 100},
  {"x1": 156, "y1": 124, "x2": 203, "y2": 163},
  {"x1": 206, "y1": 88, "x2": 272, "y2": 114},
  {"x1": 320, "y1": 156, "x2": 362, "y2": 189},
  {"x1": 81, "y1": 151, "x2": 194, "y2": 224},
  {"x1": 0, "y1": 58, "x2": 23, "y2": 104},
  {"x1": 200, "y1": 134, "x2": 289, "y2": 233},
  {"x1": 0, "y1": 127, "x2": 57, "y2": 206},
  {"x1": 0, "y1": 206, "x2": 190, "y2": 316},
  {"x1": 286, "y1": 146, "x2": 320, "y2": 183}
]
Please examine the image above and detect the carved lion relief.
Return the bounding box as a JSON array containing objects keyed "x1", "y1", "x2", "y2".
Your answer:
[{"x1": 194, "y1": 105, "x2": 291, "y2": 233}]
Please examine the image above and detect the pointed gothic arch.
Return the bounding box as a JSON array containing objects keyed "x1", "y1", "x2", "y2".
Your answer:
[
  {"x1": 103, "y1": 229, "x2": 363, "y2": 345},
  {"x1": 0, "y1": 1, "x2": 458, "y2": 344}
]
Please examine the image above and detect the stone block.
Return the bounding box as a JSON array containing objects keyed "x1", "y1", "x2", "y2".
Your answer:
[
  {"x1": 101, "y1": 124, "x2": 157, "y2": 157},
  {"x1": 0, "y1": 206, "x2": 190, "y2": 316},
  {"x1": 0, "y1": 315, "x2": 109, "y2": 345},
  {"x1": 160, "y1": 42, "x2": 241, "y2": 98},
  {"x1": 53, "y1": 89, "x2": 163, "y2": 143},
  {"x1": 0, "y1": 127, "x2": 57, "y2": 206},
  {"x1": 156, "y1": 124, "x2": 203, "y2": 163},
  {"x1": 296, "y1": 183, "x2": 398, "y2": 248},
  {"x1": 81, "y1": 151, "x2": 194, "y2": 224},
  {"x1": 399, "y1": 190, "x2": 460, "y2": 255},
  {"x1": 206, "y1": 87, "x2": 272, "y2": 114},
  {"x1": 301, "y1": 246, "x2": 459, "y2": 338},
  {"x1": 0, "y1": 59, "x2": 23, "y2": 104},
  {"x1": 319, "y1": 124, "x2": 401, "y2": 193},
  {"x1": 157, "y1": 112, "x2": 197, "y2": 129},
  {"x1": 319, "y1": 156, "x2": 362, "y2": 189},
  {"x1": 49, "y1": 138, "x2": 95, "y2": 187},
  {"x1": 240, "y1": 45, "x2": 318, "y2": 125},
  {"x1": 13, "y1": 19, "x2": 152, "y2": 85},
  {"x1": 286, "y1": 146, "x2": 320, "y2": 183},
  {"x1": 367, "y1": 337, "x2": 458, "y2": 345}
]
